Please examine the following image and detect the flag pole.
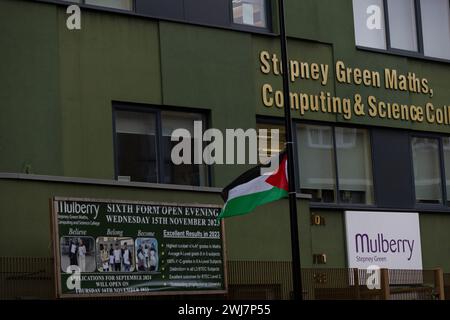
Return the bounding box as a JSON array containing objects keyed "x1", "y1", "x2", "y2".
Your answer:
[{"x1": 277, "y1": 0, "x2": 304, "y2": 301}]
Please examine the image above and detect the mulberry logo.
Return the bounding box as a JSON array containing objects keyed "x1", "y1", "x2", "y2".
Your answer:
[
  {"x1": 355, "y1": 233, "x2": 415, "y2": 260},
  {"x1": 345, "y1": 211, "x2": 423, "y2": 271}
]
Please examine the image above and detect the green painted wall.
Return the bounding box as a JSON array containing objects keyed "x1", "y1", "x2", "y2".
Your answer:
[
  {"x1": 0, "y1": 1, "x2": 61, "y2": 175},
  {"x1": 309, "y1": 210, "x2": 347, "y2": 268},
  {"x1": 420, "y1": 213, "x2": 450, "y2": 271},
  {"x1": 1, "y1": 0, "x2": 450, "y2": 182},
  {"x1": 158, "y1": 22, "x2": 257, "y2": 186},
  {"x1": 0, "y1": 179, "x2": 216, "y2": 257},
  {"x1": 57, "y1": 8, "x2": 162, "y2": 179},
  {"x1": 1, "y1": 0, "x2": 450, "y2": 274},
  {"x1": 2, "y1": 177, "x2": 450, "y2": 272},
  {"x1": 225, "y1": 196, "x2": 313, "y2": 265},
  {"x1": 306, "y1": 209, "x2": 450, "y2": 272},
  {"x1": 0, "y1": 178, "x2": 311, "y2": 264},
  {"x1": 283, "y1": 0, "x2": 450, "y2": 132}
]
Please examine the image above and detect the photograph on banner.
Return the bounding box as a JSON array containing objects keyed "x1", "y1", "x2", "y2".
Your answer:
[
  {"x1": 96, "y1": 237, "x2": 135, "y2": 272},
  {"x1": 135, "y1": 237, "x2": 159, "y2": 272},
  {"x1": 60, "y1": 236, "x2": 96, "y2": 273}
]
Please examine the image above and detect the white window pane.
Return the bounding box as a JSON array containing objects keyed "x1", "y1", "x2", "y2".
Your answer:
[
  {"x1": 353, "y1": 0, "x2": 387, "y2": 49},
  {"x1": 387, "y1": 0, "x2": 418, "y2": 51},
  {"x1": 335, "y1": 128, "x2": 374, "y2": 204},
  {"x1": 115, "y1": 111, "x2": 158, "y2": 183},
  {"x1": 161, "y1": 111, "x2": 203, "y2": 136},
  {"x1": 243, "y1": 3, "x2": 254, "y2": 25},
  {"x1": 85, "y1": 0, "x2": 133, "y2": 11},
  {"x1": 412, "y1": 137, "x2": 442, "y2": 204},
  {"x1": 161, "y1": 111, "x2": 207, "y2": 186},
  {"x1": 232, "y1": 0, "x2": 266, "y2": 28},
  {"x1": 297, "y1": 124, "x2": 336, "y2": 203},
  {"x1": 116, "y1": 111, "x2": 156, "y2": 135},
  {"x1": 420, "y1": 0, "x2": 450, "y2": 60}
]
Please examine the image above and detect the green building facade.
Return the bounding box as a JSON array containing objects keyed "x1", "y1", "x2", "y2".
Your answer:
[{"x1": 1, "y1": 0, "x2": 450, "y2": 298}]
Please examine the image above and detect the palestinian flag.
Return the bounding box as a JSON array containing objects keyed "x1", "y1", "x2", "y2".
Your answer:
[{"x1": 218, "y1": 152, "x2": 289, "y2": 220}]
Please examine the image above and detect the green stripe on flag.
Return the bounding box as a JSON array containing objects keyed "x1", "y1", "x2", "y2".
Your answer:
[{"x1": 218, "y1": 187, "x2": 288, "y2": 220}]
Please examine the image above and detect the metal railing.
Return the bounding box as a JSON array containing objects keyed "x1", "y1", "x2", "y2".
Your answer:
[
  {"x1": 0, "y1": 257, "x2": 447, "y2": 300},
  {"x1": 226, "y1": 261, "x2": 446, "y2": 300},
  {"x1": 0, "y1": 257, "x2": 54, "y2": 299},
  {"x1": 443, "y1": 273, "x2": 450, "y2": 300}
]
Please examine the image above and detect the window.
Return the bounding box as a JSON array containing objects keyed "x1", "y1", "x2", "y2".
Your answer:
[
  {"x1": 62, "y1": 0, "x2": 133, "y2": 11},
  {"x1": 115, "y1": 111, "x2": 158, "y2": 183},
  {"x1": 353, "y1": 0, "x2": 450, "y2": 60},
  {"x1": 160, "y1": 111, "x2": 208, "y2": 186},
  {"x1": 442, "y1": 137, "x2": 450, "y2": 204},
  {"x1": 60, "y1": 0, "x2": 274, "y2": 32},
  {"x1": 232, "y1": 0, "x2": 267, "y2": 28},
  {"x1": 297, "y1": 124, "x2": 337, "y2": 203},
  {"x1": 411, "y1": 137, "x2": 442, "y2": 204},
  {"x1": 420, "y1": 0, "x2": 450, "y2": 60},
  {"x1": 387, "y1": 0, "x2": 418, "y2": 51},
  {"x1": 114, "y1": 108, "x2": 208, "y2": 186},
  {"x1": 335, "y1": 128, "x2": 374, "y2": 204},
  {"x1": 296, "y1": 124, "x2": 374, "y2": 204}
]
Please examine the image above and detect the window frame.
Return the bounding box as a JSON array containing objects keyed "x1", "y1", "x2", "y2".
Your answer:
[
  {"x1": 256, "y1": 117, "x2": 377, "y2": 207},
  {"x1": 256, "y1": 116, "x2": 300, "y2": 188},
  {"x1": 114, "y1": 107, "x2": 160, "y2": 183},
  {"x1": 61, "y1": 0, "x2": 136, "y2": 11},
  {"x1": 296, "y1": 122, "x2": 339, "y2": 204},
  {"x1": 410, "y1": 132, "x2": 449, "y2": 210},
  {"x1": 384, "y1": 0, "x2": 422, "y2": 54},
  {"x1": 257, "y1": 117, "x2": 450, "y2": 213},
  {"x1": 229, "y1": 0, "x2": 272, "y2": 32},
  {"x1": 299, "y1": 121, "x2": 376, "y2": 207},
  {"x1": 443, "y1": 137, "x2": 450, "y2": 206},
  {"x1": 355, "y1": 0, "x2": 450, "y2": 64},
  {"x1": 39, "y1": 0, "x2": 275, "y2": 34},
  {"x1": 112, "y1": 102, "x2": 212, "y2": 187}
]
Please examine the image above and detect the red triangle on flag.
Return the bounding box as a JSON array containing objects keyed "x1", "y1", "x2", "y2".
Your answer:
[{"x1": 265, "y1": 155, "x2": 289, "y2": 192}]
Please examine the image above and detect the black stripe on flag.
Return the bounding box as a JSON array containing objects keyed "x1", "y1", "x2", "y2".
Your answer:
[{"x1": 221, "y1": 150, "x2": 286, "y2": 202}]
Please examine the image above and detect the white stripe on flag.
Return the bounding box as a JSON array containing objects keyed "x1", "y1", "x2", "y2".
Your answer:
[{"x1": 227, "y1": 175, "x2": 273, "y2": 202}]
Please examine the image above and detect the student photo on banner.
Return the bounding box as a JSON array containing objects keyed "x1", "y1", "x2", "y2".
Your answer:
[
  {"x1": 60, "y1": 236, "x2": 96, "y2": 273},
  {"x1": 96, "y1": 237, "x2": 135, "y2": 272},
  {"x1": 99, "y1": 244, "x2": 109, "y2": 272},
  {"x1": 135, "y1": 238, "x2": 159, "y2": 273}
]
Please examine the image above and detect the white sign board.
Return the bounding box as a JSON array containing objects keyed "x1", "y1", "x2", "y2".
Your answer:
[{"x1": 345, "y1": 211, "x2": 423, "y2": 270}]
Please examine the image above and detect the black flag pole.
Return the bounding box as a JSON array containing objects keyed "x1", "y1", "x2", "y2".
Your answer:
[{"x1": 277, "y1": 0, "x2": 304, "y2": 301}]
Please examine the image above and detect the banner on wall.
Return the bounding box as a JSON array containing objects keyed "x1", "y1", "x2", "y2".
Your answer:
[
  {"x1": 51, "y1": 197, "x2": 227, "y2": 298},
  {"x1": 345, "y1": 211, "x2": 423, "y2": 270}
]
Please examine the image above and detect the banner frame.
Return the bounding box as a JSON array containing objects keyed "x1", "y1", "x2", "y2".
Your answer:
[{"x1": 50, "y1": 196, "x2": 228, "y2": 299}]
